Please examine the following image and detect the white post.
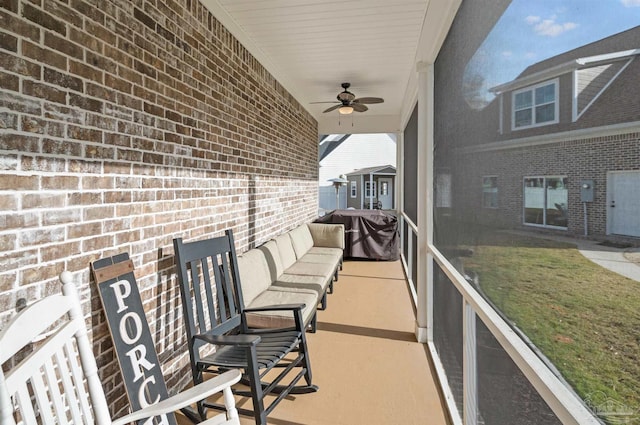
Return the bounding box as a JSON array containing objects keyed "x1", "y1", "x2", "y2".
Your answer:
[
  {"x1": 396, "y1": 131, "x2": 404, "y2": 214},
  {"x1": 463, "y1": 301, "x2": 478, "y2": 425},
  {"x1": 369, "y1": 173, "x2": 374, "y2": 209},
  {"x1": 415, "y1": 61, "x2": 434, "y2": 343}
]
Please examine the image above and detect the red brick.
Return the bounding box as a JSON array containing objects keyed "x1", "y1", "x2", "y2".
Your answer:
[
  {"x1": 22, "y1": 3, "x2": 66, "y2": 35},
  {"x1": 42, "y1": 175, "x2": 79, "y2": 190}
]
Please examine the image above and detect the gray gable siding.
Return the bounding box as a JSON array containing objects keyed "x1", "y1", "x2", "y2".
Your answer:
[{"x1": 576, "y1": 62, "x2": 624, "y2": 114}]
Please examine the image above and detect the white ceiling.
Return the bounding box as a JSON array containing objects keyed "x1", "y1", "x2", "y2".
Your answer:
[{"x1": 200, "y1": 0, "x2": 461, "y2": 134}]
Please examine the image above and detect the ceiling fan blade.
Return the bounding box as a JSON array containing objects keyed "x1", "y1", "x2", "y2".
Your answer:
[
  {"x1": 310, "y1": 101, "x2": 340, "y2": 104},
  {"x1": 353, "y1": 97, "x2": 384, "y2": 104},
  {"x1": 323, "y1": 104, "x2": 342, "y2": 113},
  {"x1": 352, "y1": 103, "x2": 368, "y2": 112}
]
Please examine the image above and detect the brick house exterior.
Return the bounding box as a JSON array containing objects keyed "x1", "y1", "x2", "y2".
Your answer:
[
  {"x1": 446, "y1": 26, "x2": 640, "y2": 239},
  {"x1": 0, "y1": 0, "x2": 318, "y2": 416}
]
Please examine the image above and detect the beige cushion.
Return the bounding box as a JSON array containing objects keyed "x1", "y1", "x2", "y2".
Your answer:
[
  {"x1": 285, "y1": 261, "x2": 335, "y2": 278},
  {"x1": 308, "y1": 246, "x2": 343, "y2": 262},
  {"x1": 236, "y1": 249, "x2": 272, "y2": 306},
  {"x1": 297, "y1": 252, "x2": 338, "y2": 264},
  {"x1": 275, "y1": 233, "x2": 297, "y2": 269},
  {"x1": 288, "y1": 224, "x2": 314, "y2": 259},
  {"x1": 308, "y1": 223, "x2": 345, "y2": 249},
  {"x1": 273, "y1": 273, "x2": 328, "y2": 297},
  {"x1": 245, "y1": 288, "x2": 318, "y2": 328},
  {"x1": 257, "y1": 240, "x2": 284, "y2": 281}
]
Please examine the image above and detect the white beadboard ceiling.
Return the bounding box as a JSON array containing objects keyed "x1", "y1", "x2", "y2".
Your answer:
[{"x1": 200, "y1": 0, "x2": 460, "y2": 134}]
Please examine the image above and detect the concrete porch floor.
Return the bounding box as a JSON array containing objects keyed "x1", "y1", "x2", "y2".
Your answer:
[{"x1": 179, "y1": 260, "x2": 449, "y2": 425}]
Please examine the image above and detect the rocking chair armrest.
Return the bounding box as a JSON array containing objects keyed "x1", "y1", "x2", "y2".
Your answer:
[
  {"x1": 110, "y1": 369, "x2": 242, "y2": 425},
  {"x1": 194, "y1": 333, "x2": 261, "y2": 347},
  {"x1": 243, "y1": 303, "x2": 305, "y2": 313}
]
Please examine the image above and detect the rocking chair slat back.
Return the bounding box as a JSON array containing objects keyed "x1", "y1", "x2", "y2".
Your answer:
[
  {"x1": 0, "y1": 273, "x2": 111, "y2": 425},
  {"x1": 174, "y1": 237, "x2": 241, "y2": 344}
]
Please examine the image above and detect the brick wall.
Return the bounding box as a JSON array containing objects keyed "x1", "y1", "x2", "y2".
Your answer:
[
  {"x1": 453, "y1": 131, "x2": 640, "y2": 238},
  {"x1": 0, "y1": 0, "x2": 318, "y2": 415}
]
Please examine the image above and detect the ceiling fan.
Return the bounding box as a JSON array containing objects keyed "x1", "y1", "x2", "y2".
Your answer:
[{"x1": 312, "y1": 83, "x2": 384, "y2": 114}]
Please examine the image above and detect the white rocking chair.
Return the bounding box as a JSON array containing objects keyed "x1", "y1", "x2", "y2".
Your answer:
[{"x1": 0, "y1": 271, "x2": 242, "y2": 425}]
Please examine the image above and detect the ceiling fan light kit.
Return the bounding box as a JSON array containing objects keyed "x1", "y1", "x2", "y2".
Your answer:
[
  {"x1": 313, "y1": 82, "x2": 384, "y2": 114},
  {"x1": 339, "y1": 106, "x2": 354, "y2": 115}
]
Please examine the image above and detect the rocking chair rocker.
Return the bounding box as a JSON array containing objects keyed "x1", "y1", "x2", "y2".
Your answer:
[{"x1": 173, "y1": 229, "x2": 318, "y2": 425}]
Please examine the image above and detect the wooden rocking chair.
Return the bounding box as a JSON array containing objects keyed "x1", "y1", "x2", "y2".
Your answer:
[
  {"x1": 0, "y1": 271, "x2": 242, "y2": 425},
  {"x1": 173, "y1": 229, "x2": 318, "y2": 425}
]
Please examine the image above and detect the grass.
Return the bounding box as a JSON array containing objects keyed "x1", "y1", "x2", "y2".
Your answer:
[{"x1": 460, "y1": 231, "x2": 640, "y2": 422}]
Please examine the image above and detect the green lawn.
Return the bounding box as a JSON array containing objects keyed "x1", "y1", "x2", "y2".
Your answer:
[{"x1": 460, "y1": 232, "x2": 640, "y2": 422}]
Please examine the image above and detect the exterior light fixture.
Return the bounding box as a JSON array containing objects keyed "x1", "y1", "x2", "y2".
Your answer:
[{"x1": 339, "y1": 106, "x2": 354, "y2": 115}]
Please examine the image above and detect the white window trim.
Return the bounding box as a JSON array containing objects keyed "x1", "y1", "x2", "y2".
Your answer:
[
  {"x1": 365, "y1": 181, "x2": 377, "y2": 198},
  {"x1": 350, "y1": 180, "x2": 357, "y2": 198},
  {"x1": 522, "y1": 175, "x2": 568, "y2": 229},
  {"x1": 512, "y1": 79, "x2": 559, "y2": 131}
]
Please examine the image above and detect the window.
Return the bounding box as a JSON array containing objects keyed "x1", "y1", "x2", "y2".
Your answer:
[
  {"x1": 380, "y1": 181, "x2": 388, "y2": 196},
  {"x1": 523, "y1": 176, "x2": 567, "y2": 228},
  {"x1": 436, "y1": 172, "x2": 452, "y2": 208},
  {"x1": 482, "y1": 176, "x2": 498, "y2": 208},
  {"x1": 365, "y1": 181, "x2": 376, "y2": 198},
  {"x1": 512, "y1": 80, "x2": 558, "y2": 130},
  {"x1": 350, "y1": 181, "x2": 357, "y2": 198}
]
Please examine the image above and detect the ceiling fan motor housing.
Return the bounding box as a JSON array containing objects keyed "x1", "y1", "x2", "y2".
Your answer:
[{"x1": 337, "y1": 90, "x2": 355, "y2": 103}]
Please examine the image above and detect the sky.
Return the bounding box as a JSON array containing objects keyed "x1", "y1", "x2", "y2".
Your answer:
[{"x1": 464, "y1": 0, "x2": 640, "y2": 106}]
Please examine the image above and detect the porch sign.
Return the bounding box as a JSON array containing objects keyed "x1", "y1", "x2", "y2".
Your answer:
[{"x1": 91, "y1": 253, "x2": 177, "y2": 425}]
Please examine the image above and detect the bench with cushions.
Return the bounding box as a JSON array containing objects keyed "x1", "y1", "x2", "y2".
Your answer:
[{"x1": 236, "y1": 222, "x2": 344, "y2": 332}]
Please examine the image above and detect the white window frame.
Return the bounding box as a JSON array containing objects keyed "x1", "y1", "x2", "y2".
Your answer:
[
  {"x1": 365, "y1": 181, "x2": 376, "y2": 198},
  {"x1": 523, "y1": 175, "x2": 568, "y2": 229},
  {"x1": 482, "y1": 176, "x2": 498, "y2": 209},
  {"x1": 350, "y1": 181, "x2": 357, "y2": 198},
  {"x1": 512, "y1": 79, "x2": 559, "y2": 131}
]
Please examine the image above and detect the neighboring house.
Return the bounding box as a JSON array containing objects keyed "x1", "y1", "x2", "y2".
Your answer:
[
  {"x1": 451, "y1": 26, "x2": 640, "y2": 239},
  {"x1": 346, "y1": 165, "x2": 396, "y2": 210},
  {"x1": 318, "y1": 133, "x2": 397, "y2": 211}
]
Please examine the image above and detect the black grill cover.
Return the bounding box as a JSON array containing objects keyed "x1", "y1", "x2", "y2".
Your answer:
[{"x1": 315, "y1": 209, "x2": 399, "y2": 260}]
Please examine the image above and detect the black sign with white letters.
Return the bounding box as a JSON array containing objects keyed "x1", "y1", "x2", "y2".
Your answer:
[{"x1": 92, "y1": 253, "x2": 177, "y2": 425}]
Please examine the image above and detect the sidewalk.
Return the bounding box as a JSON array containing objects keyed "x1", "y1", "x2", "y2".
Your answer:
[
  {"x1": 574, "y1": 239, "x2": 640, "y2": 282},
  {"x1": 515, "y1": 231, "x2": 640, "y2": 282}
]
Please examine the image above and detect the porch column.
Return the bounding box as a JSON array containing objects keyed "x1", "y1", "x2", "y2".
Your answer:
[
  {"x1": 396, "y1": 132, "x2": 403, "y2": 213},
  {"x1": 369, "y1": 173, "x2": 374, "y2": 209},
  {"x1": 415, "y1": 61, "x2": 434, "y2": 343}
]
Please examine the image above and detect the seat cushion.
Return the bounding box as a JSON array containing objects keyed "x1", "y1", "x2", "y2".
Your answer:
[
  {"x1": 284, "y1": 260, "x2": 336, "y2": 279},
  {"x1": 236, "y1": 249, "x2": 272, "y2": 306},
  {"x1": 272, "y1": 273, "x2": 329, "y2": 297},
  {"x1": 297, "y1": 252, "x2": 339, "y2": 265},
  {"x1": 245, "y1": 288, "x2": 318, "y2": 329},
  {"x1": 288, "y1": 224, "x2": 314, "y2": 259},
  {"x1": 308, "y1": 246, "x2": 343, "y2": 262}
]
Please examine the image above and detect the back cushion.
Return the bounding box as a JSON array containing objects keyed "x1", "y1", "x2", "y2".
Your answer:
[
  {"x1": 275, "y1": 233, "x2": 297, "y2": 269},
  {"x1": 289, "y1": 224, "x2": 314, "y2": 258},
  {"x1": 236, "y1": 249, "x2": 272, "y2": 305},
  {"x1": 257, "y1": 240, "x2": 284, "y2": 280}
]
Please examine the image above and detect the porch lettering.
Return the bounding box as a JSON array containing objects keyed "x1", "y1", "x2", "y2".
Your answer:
[
  {"x1": 110, "y1": 280, "x2": 132, "y2": 313},
  {"x1": 119, "y1": 311, "x2": 143, "y2": 345},
  {"x1": 125, "y1": 344, "x2": 156, "y2": 382}
]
